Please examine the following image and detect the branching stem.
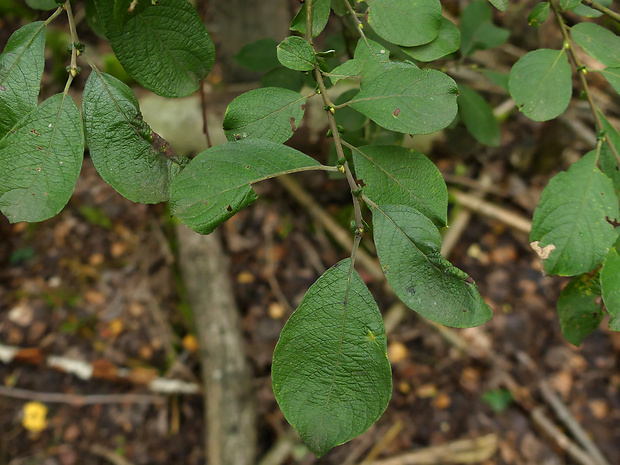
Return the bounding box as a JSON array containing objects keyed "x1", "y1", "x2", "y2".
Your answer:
[
  {"x1": 63, "y1": 1, "x2": 80, "y2": 94},
  {"x1": 45, "y1": 6, "x2": 64, "y2": 25},
  {"x1": 306, "y1": 0, "x2": 365, "y2": 263},
  {"x1": 581, "y1": 0, "x2": 620, "y2": 24},
  {"x1": 550, "y1": 0, "x2": 620, "y2": 166}
]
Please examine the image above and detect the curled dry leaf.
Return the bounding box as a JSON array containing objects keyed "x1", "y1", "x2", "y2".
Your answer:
[{"x1": 530, "y1": 241, "x2": 556, "y2": 260}]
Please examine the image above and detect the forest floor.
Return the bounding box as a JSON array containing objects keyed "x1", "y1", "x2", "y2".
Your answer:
[{"x1": 1, "y1": 3, "x2": 620, "y2": 465}]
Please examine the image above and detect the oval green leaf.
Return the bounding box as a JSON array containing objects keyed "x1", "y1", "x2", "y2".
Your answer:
[
  {"x1": 571, "y1": 23, "x2": 620, "y2": 68},
  {"x1": 460, "y1": 1, "x2": 510, "y2": 57},
  {"x1": 290, "y1": 0, "x2": 331, "y2": 37},
  {"x1": 572, "y1": 0, "x2": 612, "y2": 17},
  {"x1": 0, "y1": 93, "x2": 84, "y2": 223},
  {"x1": 600, "y1": 67, "x2": 620, "y2": 95},
  {"x1": 528, "y1": 2, "x2": 550, "y2": 27},
  {"x1": 330, "y1": 38, "x2": 417, "y2": 85},
  {"x1": 401, "y1": 17, "x2": 460, "y2": 62},
  {"x1": 272, "y1": 258, "x2": 392, "y2": 457},
  {"x1": 277, "y1": 36, "x2": 316, "y2": 72},
  {"x1": 488, "y1": 0, "x2": 508, "y2": 11},
  {"x1": 351, "y1": 145, "x2": 448, "y2": 227},
  {"x1": 370, "y1": 203, "x2": 493, "y2": 327},
  {"x1": 83, "y1": 71, "x2": 183, "y2": 204},
  {"x1": 529, "y1": 151, "x2": 620, "y2": 276},
  {"x1": 235, "y1": 38, "x2": 280, "y2": 72},
  {"x1": 557, "y1": 273, "x2": 603, "y2": 346},
  {"x1": 348, "y1": 68, "x2": 458, "y2": 135},
  {"x1": 95, "y1": 0, "x2": 215, "y2": 98},
  {"x1": 170, "y1": 139, "x2": 321, "y2": 234},
  {"x1": 601, "y1": 238, "x2": 620, "y2": 331},
  {"x1": 366, "y1": 0, "x2": 442, "y2": 47},
  {"x1": 0, "y1": 21, "x2": 47, "y2": 138},
  {"x1": 457, "y1": 84, "x2": 501, "y2": 147},
  {"x1": 223, "y1": 88, "x2": 306, "y2": 143},
  {"x1": 509, "y1": 48, "x2": 572, "y2": 121}
]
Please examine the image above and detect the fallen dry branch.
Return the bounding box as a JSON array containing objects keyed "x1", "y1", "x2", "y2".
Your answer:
[
  {"x1": 449, "y1": 190, "x2": 532, "y2": 234},
  {"x1": 0, "y1": 343, "x2": 200, "y2": 395},
  {"x1": 0, "y1": 385, "x2": 164, "y2": 405},
  {"x1": 364, "y1": 434, "x2": 498, "y2": 465},
  {"x1": 539, "y1": 380, "x2": 611, "y2": 465},
  {"x1": 176, "y1": 226, "x2": 256, "y2": 465}
]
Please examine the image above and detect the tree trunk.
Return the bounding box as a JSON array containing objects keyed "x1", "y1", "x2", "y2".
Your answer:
[{"x1": 176, "y1": 226, "x2": 256, "y2": 465}]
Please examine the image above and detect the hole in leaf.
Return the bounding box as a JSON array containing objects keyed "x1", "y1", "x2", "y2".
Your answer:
[
  {"x1": 225, "y1": 205, "x2": 233, "y2": 212},
  {"x1": 0, "y1": 86, "x2": 6, "y2": 91}
]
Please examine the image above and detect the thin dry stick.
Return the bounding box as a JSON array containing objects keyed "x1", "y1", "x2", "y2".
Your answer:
[
  {"x1": 0, "y1": 385, "x2": 164, "y2": 405},
  {"x1": 365, "y1": 434, "x2": 498, "y2": 465},
  {"x1": 449, "y1": 190, "x2": 532, "y2": 234},
  {"x1": 88, "y1": 444, "x2": 137, "y2": 465},
  {"x1": 277, "y1": 175, "x2": 384, "y2": 281},
  {"x1": 530, "y1": 407, "x2": 598, "y2": 465},
  {"x1": 441, "y1": 175, "x2": 493, "y2": 258},
  {"x1": 359, "y1": 421, "x2": 404, "y2": 465},
  {"x1": 539, "y1": 380, "x2": 611, "y2": 465}
]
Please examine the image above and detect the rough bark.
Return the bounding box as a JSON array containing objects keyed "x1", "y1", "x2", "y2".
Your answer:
[{"x1": 176, "y1": 226, "x2": 256, "y2": 465}]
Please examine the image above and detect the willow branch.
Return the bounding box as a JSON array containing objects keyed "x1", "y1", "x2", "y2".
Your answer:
[
  {"x1": 550, "y1": 1, "x2": 620, "y2": 165},
  {"x1": 581, "y1": 0, "x2": 620, "y2": 24}
]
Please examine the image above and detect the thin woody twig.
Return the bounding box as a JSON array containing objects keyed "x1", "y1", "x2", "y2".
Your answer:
[
  {"x1": 0, "y1": 385, "x2": 164, "y2": 405},
  {"x1": 539, "y1": 380, "x2": 611, "y2": 465}
]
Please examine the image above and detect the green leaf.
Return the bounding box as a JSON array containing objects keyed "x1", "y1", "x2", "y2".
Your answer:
[
  {"x1": 334, "y1": 89, "x2": 367, "y2": 133},
  {"x1": 261, "y1": 67, "x2": 305, "y2": 92},
  {"x1": 235, "y1": 38, "x2": 280, "y2": 72},
  {"x1": 331, "y1": 0, "x2": 352, "y2": 16},
  {"x1": 370, "y1": 203, "x2": 493, "y2": 327},
  {"x1": 85, "y1": 0, "x2": 106, "y2": 38},
  {"x1": 601, "y1": 238, "x2": 620, "y2": 331},
  {"x1": 401, "y1": 17, "x2": 460, "y2": 62},
  {"x1": 460, "y1": 1, "x2": 510, "y2": 57},
  {"x1": 558, "y1": 0, "x2": 581, "y2": 12},
  {"x1": 557, "y1": 273, "x2": 603, "y2": 346},
  {"x1": 348, "y1": 68, "x2": 458, "y2": 135},
  {"x1": 481, "y1": 69, "x2": 510, "y2": 91},
  {"x1": 0, "y1": 21, "x2": 47, "y2": 138},
  {"x1": 600, "y1": 67, "x2": 620, "y2": 95},
  {"x1": 272, "y1": 258, "x2": 391, "y2": 457},
  {"x1": 457, "y1": 84, "x2": 501, "y2": 147},
  {"x1": 599, "y1": 112, "x2": 620, "y2": 192},
  {"x1": 82, "y1": 71, "x2": 182, "y2": 204},
  {"x1": 25, "y1": 0, "x2": 56, "y2": 9},
  {"x1": 509, "y1": 49, "x2": 572, "y2": 121},
  {"x1": 277, "y1": 36, "x2": 316, "y2": 72},
  {"x1": 0, "y1": 93, "x2": 84, "y2": 223},
  {"x1": 351, "y1": 145, "x2": 448, "y2": 227},
  {"x1": 170, "y1": 139, "x2": 321, "y2": 234},
  {"x1": 487, "y1": 0, "x2": 508, "y2": 12},
  {"x1": 572, "y1": 0, "x2": 612, "y2": 17},
  {"x1": 290, "y1": 0, "x2": 331, "y2": 37},
  {"x1": 95, "y1": 0, "x2": 215, "y2": 98},
  {"x1": 571, "y1": 23, "x2": 620, "y2": 68},
  {"x1": 529, "y1": 151, "x2": 620, "y2": 276},
  {"x1": 528, "y1": 2, "x2": 550, "y2": 27},
  {"x1": 481, "y1": 388, "x2": 513, "y2": 412},
  {"x1": 223, "y1": 88, "x2": 306, "y2": 144},
  {"x1": 366, "y1": 0, "x2": 442, "y2": 47},
  {"x1": 329, "y1": 39, "x2": 417, "y2": 85}
]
